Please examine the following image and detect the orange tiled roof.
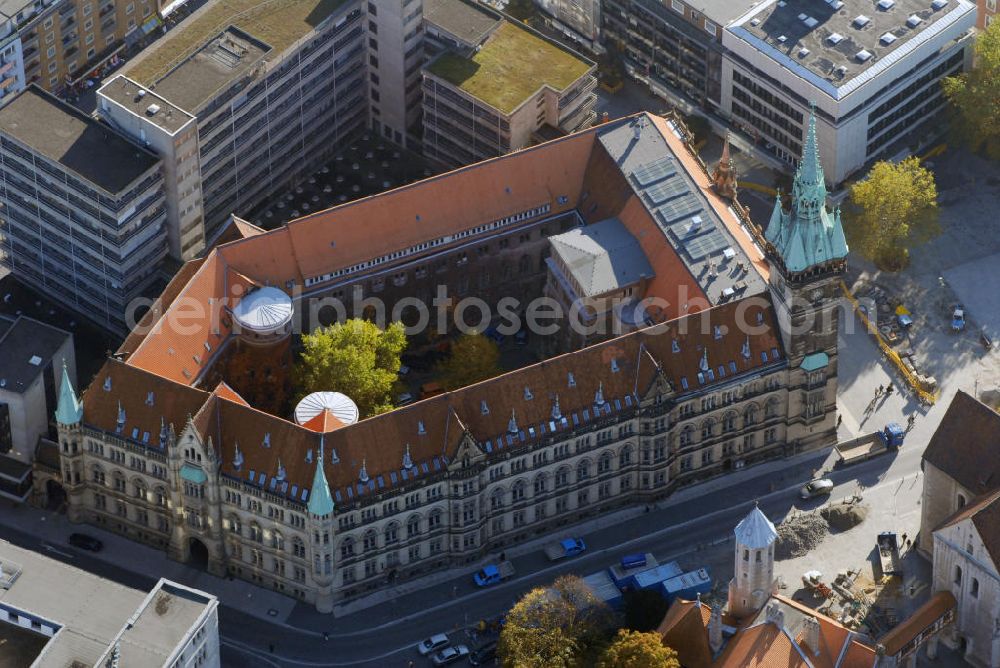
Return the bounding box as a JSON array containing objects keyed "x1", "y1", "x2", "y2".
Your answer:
[
  {"x1": 301, "y1": 409, "x2": 347, "y2": 434},
  {"x1": 213, "y1": 381, "x2": 249, "y2": 406},
  {"x1": 657, "y1": 599, "x2": 713, "y2": 668}
]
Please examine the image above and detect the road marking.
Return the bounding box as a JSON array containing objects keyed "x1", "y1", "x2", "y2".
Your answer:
[
  {"x1": 41, "y1": 544, "x2": 73, "y2": 559},
  {"x1": 222, "y1": 637, "x2": 407, "y2": 667}
]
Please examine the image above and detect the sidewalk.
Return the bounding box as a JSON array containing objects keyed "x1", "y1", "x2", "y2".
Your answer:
[{"x1": 0, "y1": 505, "x2": 296, "y2": 621}]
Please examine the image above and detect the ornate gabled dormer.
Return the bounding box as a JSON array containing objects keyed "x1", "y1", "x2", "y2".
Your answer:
[
  {"x1": 594, "y1": 382, "x2": 605, "y2": 407},
  {"x1": 508, "y1": 410, "x2": 519, "y2": 435},
  {"x1": 551, "y1": 394, "x2": 562, "y2": 420},
  {"x1": 115, "y1": 402, "x2": 126, "y2": 433},
  {"x1": 233, "y1": 442, "x2": 244, "y2": 471},
  {"x1": 403, "y1": 443, "x2": 413, "y2": 469},
  {"x1": 711, "y1": 132, "x2": 738, "y2": 200},
  {"x1": 359, "y1": 458, "x2": 369, "y2": 484},
  {"x1": 275, "y1": 458, "x2": 286, "y2": 482}
]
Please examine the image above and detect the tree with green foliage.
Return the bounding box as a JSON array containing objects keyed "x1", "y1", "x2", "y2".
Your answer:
[
  {"x1": 597, "y1": 629, "x2": 680, "y2": 668},
  {"x1": 499, "y1": 575, "x2": 616, "y2": 667},
  {"x1": 622, "y1": 588, "x2": 671, "y2": 633},
  {"x1": 942, "y1": 21, "x2": 1000, "y2": 158},
  {"x1": 295, "y1": 319, "x2": 407, "y2": 417},
  {"x1": 845, "y1": 157, "x2": 938, "y2": 271},
  {"x1": 437, "y1": 332, "x2": 502, "y2": 390}
]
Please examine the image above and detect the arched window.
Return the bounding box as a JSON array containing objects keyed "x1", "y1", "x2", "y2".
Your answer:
[
  {"x1": 292, "y1": 537, "x2": 305, "y2": 559},
  {"x1": 249, "y1": 522, "x2": 263, "y2": 543},
  {"x1": 228, "y1": 515, "x2": 242, "y2": 535},
  {"x1": 577, "y1": 460, "x2": 591, "y2": 482},
  {"x1": 679, "y1": 426, "x2": 694, "y2": 446},
  {"x1": 512, "y1": 480, "x2": 526, "y2": 501},
  {"x1": 112, "y1": 471, "x2": 125, "y2": 492},
  {"x1": 272, "y1": 530, "x2": 284, "y2": 551},
  {"x1": 132, "y1": 478, "x2": 146, "y2": 500},
  {"x1": 428, "y1": 509, "x2": 443, "y2": 529},
  {"x1": 723, "y1": 412, "x2": 738, "y2": 432},
  {"x1": 701, "y1": 419, "x2": 715, "y2": 439},
  {"x1": 619, "y1": 445, "x2": 633, "y2": 467},
  {"x1": 340, "y1": 537, "x2": 355, "y2": 559},
  {"x1": 363, "y1": 530, "x2": 377, "y2": 552},
  {"x1": 765, "y1": 397, "x2": 781, "y2": 419},
  {"x1": 406, "y1": 514, "x2": 421, "y2": 537},
  {"x1": 556, "y1": 466, "x2": 570, "y2": 487},
  {"x1": 533, "y1": 473, "x2": 547, "y2": 496},
  {"x1": 490, "y1": 488, "x2": 505, "y2": 510},
  {"x1": 384, "y1": 523, "x2": 399, "y2": 544},
  {"x1": 154, "y1": 485, "x2": 167, "y2": 507},
  {"x1": 744, "y1": 404, "x2": 759, "y2": 426},
  {"x1": 598, "y1": 451, "x2": 612, "y2": 473}
]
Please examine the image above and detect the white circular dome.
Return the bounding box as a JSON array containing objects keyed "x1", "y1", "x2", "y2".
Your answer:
[
  {"x1": 232, "y1": 287, "x2": 293, "y2": 339},
  {"x1": 295, "y1": 391, "x2": 359, "y2": 427}
]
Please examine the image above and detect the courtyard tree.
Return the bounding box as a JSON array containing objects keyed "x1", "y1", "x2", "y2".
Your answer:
[
  {"x1": 295, "y1": 319, "x2": 407, "y2": 417},
  {"x1": 845, "y1": 157, "x2": 938, "y2": 271},
  {"x1": 597, "y1": 629, "x2": 680, "y2": 668},
  {"x1": 499, "y1": 575, "x2": 616, "y2": 667},
  {"x1": 942, "y1": 21, "x2": 1000, "y2": 158},
  {"x1": 437, "y1": 332, "x2": 502, "y2": 390}
]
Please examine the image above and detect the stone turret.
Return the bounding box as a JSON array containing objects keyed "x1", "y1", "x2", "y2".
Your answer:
[
  {"x1": 728, "y1": 505, "x2": 778, "y2": 619},
  {"x1": 55, "y1": 360, "x2": 82, "y2": 426},
  {"x1": 711, "y1": 133, "x2": 738, "y2": 200},
  {"x1": 308, "y1": 435, "x2": 336, "y2": 613}
]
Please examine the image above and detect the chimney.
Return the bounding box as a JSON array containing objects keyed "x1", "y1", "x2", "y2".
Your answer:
[
  {"x1": 765, "y1": 602, "x2": 785, "y2": 629},
  {"x1": 708, "y1": 604, "x2": 724, "y2": 654},
  {"x1": 801, "y1": 616, "x2": 821, "y2": 656}
]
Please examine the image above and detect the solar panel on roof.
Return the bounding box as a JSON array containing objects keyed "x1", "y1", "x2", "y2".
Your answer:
[
  {"x1": 642, "y1": 178, "x2": 689, "y2": 205},
  {"x1": 656, "y1": 195, "x2": 702, "y2": 224},
  {"x1": 631, "y1": 157, "x2": 677, "y2": 187},
  {"x1": 335, "y1": 490, "x2": 342, "y2": 502},
  {"x1": 259, "y1": 473, "x2": 267, "y2": 486},
  {"x1": 248, "y1": 469, "x2": 255, "y2": 480},
  {"x1": 684, "y1": 231, "x2": 730, "y2": 260},
  {"x1": 291, "y1": 485, "x2": 298, "y2": 497},
  {"x1": 301, "y1": 488, "x2": 309, "y2": 501}
]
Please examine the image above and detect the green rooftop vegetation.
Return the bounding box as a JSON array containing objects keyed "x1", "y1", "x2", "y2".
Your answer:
[
  {"x1": 128, "y1": 0, "x2": 348, "y2": 85},
  {"x1": 427, "y1": 21, "x2": 592, "y2": 114}
]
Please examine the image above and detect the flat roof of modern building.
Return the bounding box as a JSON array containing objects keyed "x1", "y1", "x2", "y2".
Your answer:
[
  {"x1": 0, "y1": 0, "x2": 31, "y2": 21},
  {"x1": 137, "y1": 26, "x2": 270, "y2": 114},
  {"x1": 426, "y1": 21, "x2": 593, "y2": 114},
  {"x1": 424, "y1": 0, "x2": 501, "y2": 48},
  {"x1": 124, "y1": 0, "x2": 349, "y2": 94},
  {"x1": 0, "y1": 86, "x2": 160, "y2": 193},
  {"x1": 103, "y1": 580, "x2": 216, "y2": 667},
  {"x1": 0, "y1": 316, "x2": 70, "y2": 394},
  {"x1": 686, "y1": 0, "x2": 769, "y2": 25},
  {"x1": 98, "y1": 75, "x2": 196, "y2": 135},
  {"x1": 729, "y1": 0, "x2": 975, "y2": 97},
  {"x1": 0, "y1": 541, "x2": 216, "y2": 668},
  {"x1": 0, "y1": 540, "x2": 148, "y2": 667}
]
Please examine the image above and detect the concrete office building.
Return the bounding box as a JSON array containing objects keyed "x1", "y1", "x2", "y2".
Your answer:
[
  {"x1": 535, "y1": 0, "x2": 602, "y2": 50},
  {"x1": 602, "y1": 0, "x2": 751, "y2": 109},
  {"x1": 0, "y1": 86, "x2": 167, "y2": 333},
  {"x1": 0, "y1": 0, "x2": 160, "y2": 99},
  {"x1": 104, "y1": 0, "x2": 368, "y2": 242},
  {"x1": 48, "y1": 111, "x2": 846, "y2": 612},
  {"x1": 722, "y1": 0, "x2": 976, "y2": 182},
  {"x1": 366, "y1": 0, "x2": 425, "y2": 147},
  {"x1": 422, "y1": 9, "x2": 596, "y2": 167},
  {"x1": 0, "y1": 539, "x2": 219, "y2": 668},
  {"x1": 0, "y1": 315, "x2": 74, "y2": 502},
  {"x1": 98, "y1": 78, "x2": 205, "y2": 261}
]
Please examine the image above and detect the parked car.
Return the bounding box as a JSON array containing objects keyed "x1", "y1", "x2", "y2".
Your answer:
[
  {"x1": 469, "y1": 643, "x2": 498, "y2": 666},
  {"x1": 431, "y1": 644, "x2": 470, "y2": 665},
  {"x1": 69, "y1": 533, "x2": 103, "y2": 551},
  {"x1": 800, "y1": 478, "x2": 834, "y2": 499},
  {"x1": 416, "y1": 633, "x2": 450, "y2": 656}
]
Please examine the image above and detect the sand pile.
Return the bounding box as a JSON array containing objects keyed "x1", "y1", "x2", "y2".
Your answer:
[
  {"x1": 775, "y1": 513, "x2": 829, "y2": 560},
  {"x1": 821, "y1": 502, "x2": 870, "y2": 532}
]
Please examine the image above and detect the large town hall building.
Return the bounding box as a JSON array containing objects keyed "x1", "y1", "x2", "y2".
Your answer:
[{"x1": 42, "y1": 112, "x2": 848, "y2": 612}]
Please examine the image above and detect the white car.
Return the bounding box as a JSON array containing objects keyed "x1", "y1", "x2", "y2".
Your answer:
[
  {"x1": 417, "y1": 633, "x2": 449, "y2": 656},
  {"x1": 431, "y1": 645, "x2": 470, "y2": 666},
  {"x1": 800, "y1": 478, "x2": 834, "y2": 499}
]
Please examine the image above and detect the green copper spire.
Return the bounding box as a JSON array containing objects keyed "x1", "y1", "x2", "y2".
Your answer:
[
  {"x1": 308, "y1": 435, "x2": 334, "y2": 517},
  {"x1": 55, "y1": 361, "x2": 83, "y2": 425},
  {"x1": 765, "y1": 106, "x2": 848, "y2": 274}
]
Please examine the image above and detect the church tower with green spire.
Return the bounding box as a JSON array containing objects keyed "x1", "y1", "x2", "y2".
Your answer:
[{"x1": 766, "y1": 107, "x2": 848, "y2": 453}]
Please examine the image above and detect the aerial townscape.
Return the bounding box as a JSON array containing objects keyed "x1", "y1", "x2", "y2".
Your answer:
[{"x1": 0, "y1": 0, "x2": 998, "y2": 665}]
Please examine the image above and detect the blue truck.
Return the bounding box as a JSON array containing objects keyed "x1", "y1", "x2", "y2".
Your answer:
[
  {"x1": 835, "y1": 423, "x2": 905, "y2": 467},
  {"x1": 544, "y1": 537, "x2": 586, "y2": 561},
  {"x1": 473, "y1": 562, "x2": 515, "y2": 587},
  {"x1": 662, "y1": 568, "x2": 712, "y2": 603}
]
